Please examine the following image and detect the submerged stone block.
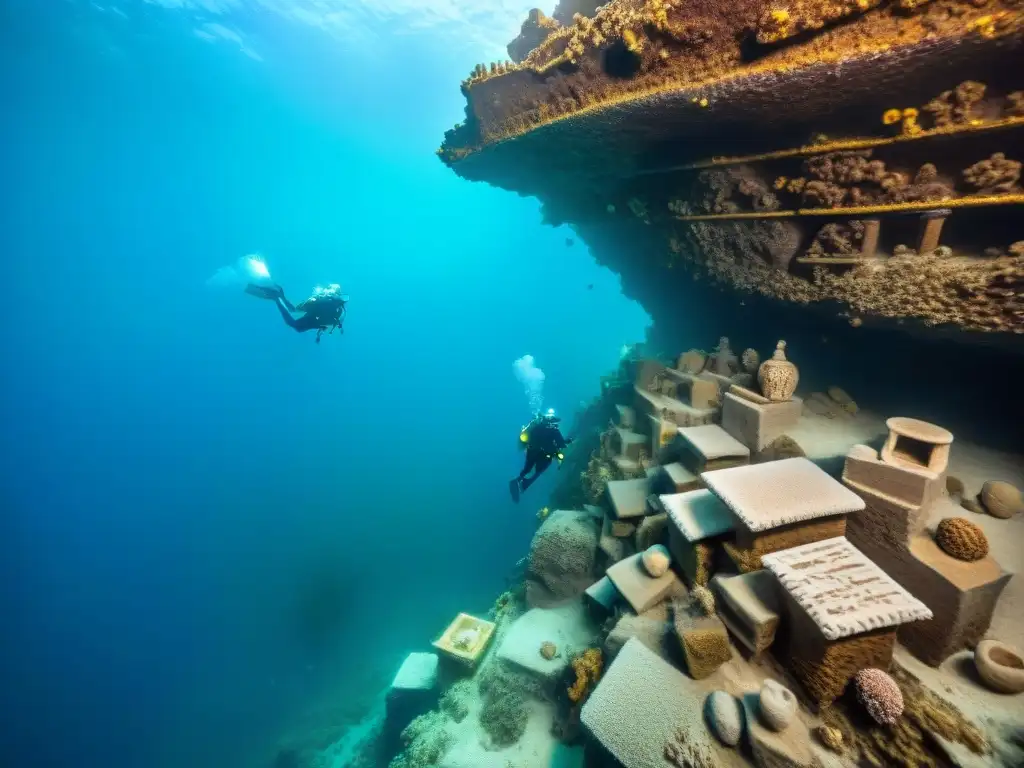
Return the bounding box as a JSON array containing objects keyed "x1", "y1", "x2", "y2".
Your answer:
[
  {"x1": 607, "y1": 552, "x2": 682, "y2": 613},
  {"x1": 898, "y1": 534, "x2": 1011, "y2": 667},
  {"x1": 843, "y1": 443, "x2": 942, "y2": 510},
  {"x1": 674, "y1": 613, "x2": 732, "y2": 680},
  {"x1": 385, "y1": 652, "x2": 439, "y2": 741},
  {"x1": 648, "y1": 462, "x2": 700, "y2": 495},
  {"x1": 711, "y1": 570, "x2": 781, "y2": 657},
  {"x1": 606, "y1": 478, "x2": 649, "y2": 520},
  {"x1": 673, "y1": 423, "x2": 750, "y2": 475},
  {"x1": 721, "y1": 392, "x2": 802, "y2": 452},
  {"x1": 581, "y1": 639, "x2": 714, "y2": 768}
]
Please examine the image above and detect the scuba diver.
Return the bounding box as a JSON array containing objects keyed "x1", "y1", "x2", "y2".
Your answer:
[
  {"x1": 246, "y1": 282, "x2": 347, "y2": 344},
  {"x1": 509, "y1": 408, "x2": 572, "y2": 503}
]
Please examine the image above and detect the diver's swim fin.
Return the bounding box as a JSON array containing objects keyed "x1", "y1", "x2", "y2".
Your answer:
[
  {"x1": 509, "y1": 479, "x2": 521, "y2": 504},
  {"x1": 245, "y1": 283, "x2": 282, "y2": 300}
]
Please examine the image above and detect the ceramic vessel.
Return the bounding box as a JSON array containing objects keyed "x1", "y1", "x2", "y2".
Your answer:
[
  {"x1": 757, "y1": 341, "x2": 799, "y2": 402},
  {"x1": 712, "y1": 337, "x2": 739, "y2": 376}
]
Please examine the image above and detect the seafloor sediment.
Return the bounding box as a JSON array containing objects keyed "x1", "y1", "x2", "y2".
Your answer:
[{"x1": 439, "y1": 0, "x2": 1024, "y2": 345}]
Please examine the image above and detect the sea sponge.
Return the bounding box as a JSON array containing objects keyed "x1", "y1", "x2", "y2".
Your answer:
[
  {"x1": 963, "y1": 152, "x2": 1021, "y2": 194},
  {"x1": 854, "y1": 668, "x2": 904, "y2": 726},
  {"x1": 882, "y1": 108, "x2": 903, "y2": 125},
  {"x1": 979, "y1": 480, "x2": 1023, "y2": 519},
  {"x1": 479, "y1": 688, "x2": 528, "y2": 748},
  {"x1": 664, "y1": 726, "x2": 715, "y2": 768},
  {"x1": 391, "y1": 712, "x2": 452, "y2": 768},
  {"x1": 924, "y1": 81, "x2": 986, "y2": 127},
  {"x1": 690, "y1": 584, "x2": 716, "y2": 616},
  {"x1": 1007, "y1": 91, "x2": 1024, "y2": 117},
  {"x1": 527, "y1": 510, "x2": 599, "y2": 600},
  {"x1": 568, "y1": 648, "x2": 603, "y2": 703},
  {"x1": 935, "y1": 517, "x2": 989, "y2": 561},
  {"x1": 824, "y1": 663, "x2": 988, "y2": 764},
  {"x1": 439, "y1": 680, "x2": 472, "y2": 723}
]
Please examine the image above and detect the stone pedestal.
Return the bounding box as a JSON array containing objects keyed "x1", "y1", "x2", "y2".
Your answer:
[
  {"x1": 649, "y1": 414, "x2": 677, "y2": 463},
  {"x1": 843, "y1": 444, "x2": 943, "y2": 511},
  {"x1": 385, "y1": 652, "x2": 439, "y2": 744},
  {"x1": 762, "y1": 538, "x2": 931, "y2": 706},
  {"x1": 496, "y1": 602, "x2": 596, "y2": 699},
  {"x1": 671, "y1": 535, "x2": 716, "y2": 586},
  {"x1": 648, "y1": 462, "x2": 700, "y2": 495},
  {"x1": 599, "y1": 512, "x2": 636, "y2": 565},
  {"x1": 711, "y1": 570, "x2": 781, "y2": 658},
  {"x1": 916, "y1": 208, "x2": 951, "y2": 254},
  {"x1": 898, "y1": 535, "x2": 1012, "y2": 666},
  {"x1": 606, "y1": 478, "x2": 650, "y2": 520},
  {"x1": 663, "y1": 489, "x2": 736, "y2": 586},
  {"x1": 663, "y1": 368, "x2": 720, "y2": 410},
  {"x1": 880, "y1": 416, "x2": 953, "y2": 475},
  {"x1": 860, "y1": 218, "x2": 881, "y2": 257},
  {"x1": 673, "y1": 613, "x2": 732, "y2": 680},
  {"x1": 612, "y1": 427, "x2": 647, "y2": 463},
  {"x1": 614, "y1": 404, "x2": 636, "y2": 430},
  {"x1": 721, "y1": 392, "x2": 802, "y2": 452},
  {"x1": 844, "y1": 474, "x2": 932, "y2": 553},
  {"x1": 606, "y1": 552, "x2": 683, "y2": 613},
  {"x1": 585, "y1": 576, "x2": 621, "y2": 615},
  {"x1": 776, "y1": 591, "x2": 899, "y2": 707},
  {"x1": 671, "y1": 424, "x2": 750, "y2": 475},
  {"x1": 635, "y1": 386, "x2": 717, "y2": 429}
]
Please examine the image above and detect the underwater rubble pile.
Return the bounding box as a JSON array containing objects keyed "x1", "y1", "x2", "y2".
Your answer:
[
  {"x1": 439, "y1": 0, "x2": 1024, "y2": 345},
  {"x1": 376, "y1": 337, "x2": 1024, "y2": 768}
]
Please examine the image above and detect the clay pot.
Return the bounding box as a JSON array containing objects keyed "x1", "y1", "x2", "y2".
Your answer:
[
  {"x1": 975, "y1": 640, "x2": 1024, "y2": 694},
  {"x1": 757, "y1": 340, "x2": 799, "y2": 402}
]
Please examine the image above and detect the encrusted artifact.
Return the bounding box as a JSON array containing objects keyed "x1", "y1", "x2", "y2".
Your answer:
[
  {"x1": 756, "y1": 341, "x2": 798, "y2": 402},
  {"x1": 974, "y1": 640, "x2": 1024, "y2": 694}
]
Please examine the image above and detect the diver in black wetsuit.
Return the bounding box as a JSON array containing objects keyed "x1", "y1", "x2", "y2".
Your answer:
[
  {"x1": 247, "y1": 283, "x2": 347, "y2": 343},
  {"x1": 509, "y1": 409, "x2": 572, "y2": 503}
]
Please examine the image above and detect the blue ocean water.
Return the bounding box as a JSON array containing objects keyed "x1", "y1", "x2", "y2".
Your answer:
[{"x1": 0, "y1": 2, "x2": 648, "y2": 767}]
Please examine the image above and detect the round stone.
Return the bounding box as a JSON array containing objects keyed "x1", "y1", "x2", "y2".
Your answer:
[
  {"x1": 979, "y1": 481, "x2": 1023, "y2": 520},
  {"x1": 758, "y1": 680, "x2": 797, "y2": 731},
  {"x1": 641, "y1": 544, "x2": 671, "y2": 578},
  {"x1": 704, "y1": 690, "x2": 743, "y2": 747},
  {"x1": 975, "y1": 640, "x2": 1024, "y2": 694}
]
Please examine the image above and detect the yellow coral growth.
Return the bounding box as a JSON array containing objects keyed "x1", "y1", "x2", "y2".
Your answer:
[
  {"x1": 882, "y1": 109, "x2": 902, "y2": 125},
  {"x1": 567, "y1": 648, "x2": 603, "y2": 703},
  {"x1": 968, "y1": 13, "x2": 1008, "y2": 40},
  {"x1": 758, "y1": 6, "x2": 794, "y2": 44},
  {"x1": 623, "y1": 29, "x2": 643, "y2": 54}
]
